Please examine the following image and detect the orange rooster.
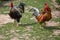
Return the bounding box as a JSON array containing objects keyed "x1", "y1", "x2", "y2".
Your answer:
[{"x1": 36, "y1": 3, "x2": 52, "y2": 23}]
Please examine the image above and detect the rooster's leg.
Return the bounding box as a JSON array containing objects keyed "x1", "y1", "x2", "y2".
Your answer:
[
  {"x1": 16, "y1": 19, "x2": 20, "y2": 27},
  {"x1": 41, "y1": 22, "x2": 46, "y2": 27},
  {"x1": 13, "y1": 19, "x2": 17, "y2": 27}
]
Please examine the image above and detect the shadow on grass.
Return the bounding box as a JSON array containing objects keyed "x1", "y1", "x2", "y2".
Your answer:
[
  {"x1": 44, "y1": 26, "x2": 60, "y2": 30},
  {"x1": 19, "y1": 22, "x2": 37, "y2": 26}
]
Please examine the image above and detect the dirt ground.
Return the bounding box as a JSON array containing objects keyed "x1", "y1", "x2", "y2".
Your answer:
[{"x1": 0, "y1": 14, "x2": 14, "y2": 25}]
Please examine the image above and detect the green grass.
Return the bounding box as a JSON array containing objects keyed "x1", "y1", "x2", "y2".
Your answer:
[
  {"x1": 51, "y1": 18, "x2": 60, "y2": 22},
  {"x1": 56, "y1": 0, "x2": 60, "y2": 10},
  {"x1": 0, "y1": 0, "x2": 60, "y2": 40},
  {"x1": 56, "y1": 0, "x2": 60, "y2": 5}
]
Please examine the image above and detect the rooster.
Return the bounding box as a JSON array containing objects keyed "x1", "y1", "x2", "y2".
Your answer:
[
  {"x1": 9, "y1": 2, "x2": 22, "y2": 26},
  {"x1": 35, "y1": 3, "x2": 52, "y2": 23},
  {"x1": 29, "y1": 3, "x2": 52, "y2": 26},
  {"x1": 40, "y1": 3, "x2": 52, "y2": 22}
]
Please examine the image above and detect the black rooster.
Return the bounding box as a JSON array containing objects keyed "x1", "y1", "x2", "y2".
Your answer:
[{"x1": 9, "y1": 2, "x2": 22, "y2": 26}]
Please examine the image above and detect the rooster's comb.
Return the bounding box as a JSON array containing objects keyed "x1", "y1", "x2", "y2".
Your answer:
[
  {"x1": 45, "y1": 2, "x2": 48, "y2": 6},
  {"x1": 10, "y1": 2, "x2": 13, "y2": 8}
]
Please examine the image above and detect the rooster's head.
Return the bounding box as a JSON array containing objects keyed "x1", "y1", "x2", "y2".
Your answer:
[{"x1": 10, "y1": 2, "x2": 14, "y2": 8}]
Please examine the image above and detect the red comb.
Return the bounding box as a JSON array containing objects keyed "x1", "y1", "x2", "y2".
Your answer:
[
  {"x1": 45, "y1": 2, "x2": 49, "y2": 8},
  {"x1": 45, "y1": 3, "x2": 48, "y2": 6},
  {"x1": 44, "y1": 3, "x2": 50, "y2": 11},
  {"x1": 10, "y1": 2, "x2": 13, "y2": 8}
]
